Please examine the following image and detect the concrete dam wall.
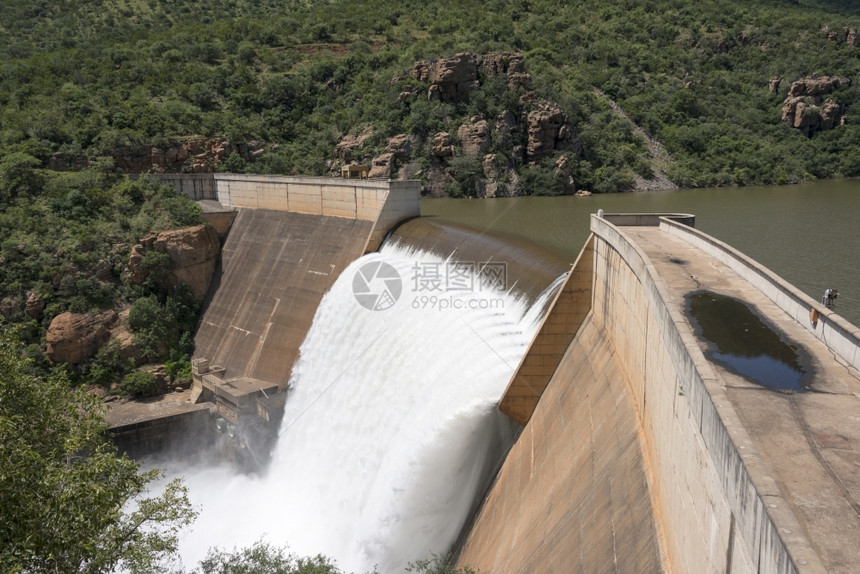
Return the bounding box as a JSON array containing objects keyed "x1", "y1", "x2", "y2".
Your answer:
[
  {"x1": 124, "y1": 175, "x2": 420, "y2": 461},
  {"x1": 457, "y1": 214, "x2": 860, "y2": 573},
  {"x1": 130, "y1": 175, "x2": 860, "y2": 571}
]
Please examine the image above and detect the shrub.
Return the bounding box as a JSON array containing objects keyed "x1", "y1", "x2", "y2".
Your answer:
[{"x1": 119, "y1": 370, "x2": 158, "y2": 397}]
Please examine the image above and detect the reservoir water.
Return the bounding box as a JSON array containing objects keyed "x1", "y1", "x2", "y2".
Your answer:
[{"x1": 422, "y1": 179, "x2": 860, "y2": 326}]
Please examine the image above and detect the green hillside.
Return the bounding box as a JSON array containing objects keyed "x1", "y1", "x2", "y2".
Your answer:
[
  {"x1": 1, "y1": 0, "x2": 860, "y2": 194},
  {"x1": 2, "y1": 0, "x2": 860, "y2": 382}
]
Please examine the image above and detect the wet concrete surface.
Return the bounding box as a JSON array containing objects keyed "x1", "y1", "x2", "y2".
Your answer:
[{"x1": 628, "y1": 225, "x2": 860, "y2": 573}]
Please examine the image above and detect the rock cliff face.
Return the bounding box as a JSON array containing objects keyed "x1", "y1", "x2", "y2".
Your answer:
[
  {"x1": 780, "y1": 75, "x2": 850, "y2": 137},
  {"x1": 338, "y1": 52, "x2": 587, "y2": 197},
  {"x1": 128, "y1": 224, "x2": 220, "y2": 301}
]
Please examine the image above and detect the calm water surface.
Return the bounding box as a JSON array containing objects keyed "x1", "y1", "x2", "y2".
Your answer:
[{"x1": 421, "y1": 179, "x2": 860, "y2": 326}]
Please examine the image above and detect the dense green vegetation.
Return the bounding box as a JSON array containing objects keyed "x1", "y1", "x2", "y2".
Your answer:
[
  {"x1": 1, "y1": 0, "x2": 860, "y2": 193},
  {"x1": 0, "y1": 162, "x2": 202, "y2": 384},
  {"x1": 0, "y1": 328, "x2": 197, "y2": 573}
]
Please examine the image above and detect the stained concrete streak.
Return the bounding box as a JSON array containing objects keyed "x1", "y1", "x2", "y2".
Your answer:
[{"x1": 193, "y1": 209, "x2": 374, "y2": 386}]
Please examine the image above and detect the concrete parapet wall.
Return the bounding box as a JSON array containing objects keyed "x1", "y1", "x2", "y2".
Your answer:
[
  {"x1": 148, "y1": 173, "x2": 218, "y2": 200},
  {"x1": 150, "y1": 173, "x2": 420, "y2": 252},
  {"x1": 590, "y1": 214, "x2": 822, "y2": 573},
  {"x1": 659, "y1": 217, "x2": 860, "y2": 372}
]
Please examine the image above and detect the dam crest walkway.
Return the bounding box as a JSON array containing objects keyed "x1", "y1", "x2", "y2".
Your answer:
[{"x1": 458, "y1": 215, "x2": 860, "y2": 574}]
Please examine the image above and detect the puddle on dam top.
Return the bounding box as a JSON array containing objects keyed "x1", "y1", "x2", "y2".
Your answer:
[{"x1": 687, "y1": 291, "x2": 809, "y2": 392}]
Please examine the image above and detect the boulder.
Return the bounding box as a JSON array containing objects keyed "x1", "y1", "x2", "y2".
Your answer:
[
  {"x1": 368, "y1": 153, "x2": 395, "y2": 179},
  {"x1": 154, "y1": 225, "x2": 221, "y2": 301},
  {"x1": 24, "y1": 292, "x2": 45, "y2": 320},
  {"x1": 386, "y1": 134, "x2": 414, "y2": 162},
  {"x1": 431, "y1": 132, "x2": 455, "y2": 159},
  {"x1": 46, "y1": 310, "x2": 117, "y2": 365},
  {"x1": 457, "y1": 118, "x2": 491, "y2": 156},
  {"x1": 526, "y1": 103, "x2": 580, "y2": 164}
]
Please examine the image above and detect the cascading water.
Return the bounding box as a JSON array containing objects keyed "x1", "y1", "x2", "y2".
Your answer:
[{"x1": 169, "y1": 241, "x2": 562, "y2": 573}]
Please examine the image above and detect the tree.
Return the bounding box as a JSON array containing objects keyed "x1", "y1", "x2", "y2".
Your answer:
[
  {"x1": 0, "y1": 328, "x2": 197, "y2": 573},
  {"x1": 195, "y1": 541, "x2": 347, "y2": 574}
]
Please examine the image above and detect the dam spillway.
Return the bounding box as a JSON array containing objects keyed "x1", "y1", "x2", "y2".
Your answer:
[{"x1": 122, "y1": 176, "x2": 860, "y2": 574}]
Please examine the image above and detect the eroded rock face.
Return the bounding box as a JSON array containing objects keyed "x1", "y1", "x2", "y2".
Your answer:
[
  {"x1": 128, "y1": 225, "x2": 220, "y2": 301},
  {"x1": 425, "y1": 53, "x2": 479, "y2": 103},
  {"x1": 386, "y1": 134, "x2": 414, "y2": 162},
  {"x1": 367, "y1": 152, "x2": 395, "y2": 179},
  {"x1": 781, "y1": 76, "x2": 850, "y2": 137},
  {"x1": 155, "y1": 225, "x2": 221, "y2": 300},
  {"x1": 412, "y1": 52, "x2": 533, "y2": 104},
  {"x1": 526, "y1": 103, "x2": 581, "y2": 164},
  {"x1": 431, "y1": 132, "x2": 455, "y2": 159},
  {"x1": 787, "y1": 75, "x2": 849, "y2": 98},
  {"x1": 458, "y1": 118, "x2": 491, "y2": 156},
  {"x1": 111, "y1": 138, "x2": 264, "y2": 174},
  {"x1": 46, "y1": 310, "x2": 117, "y2": 365},
  {"x1": 335, "y1": 127, "x2": 374, "y2": 162}
]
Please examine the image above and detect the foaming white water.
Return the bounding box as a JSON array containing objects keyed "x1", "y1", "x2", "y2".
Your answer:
[{"x1": 171, "y1": 244, "x2": 560, "y2": 573}]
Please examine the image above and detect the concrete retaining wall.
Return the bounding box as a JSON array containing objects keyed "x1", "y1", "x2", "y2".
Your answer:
[
  {"x1": 459, "y1": 214, "x2": 828, "y2": 574},
  {"x1": 659, "y1": 217, "x2": 860, "y2": 372}
]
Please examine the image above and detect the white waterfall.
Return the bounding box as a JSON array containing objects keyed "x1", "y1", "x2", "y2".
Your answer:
[{"x1": 171, "y1": 243, "x2": 560, "y2": 572}]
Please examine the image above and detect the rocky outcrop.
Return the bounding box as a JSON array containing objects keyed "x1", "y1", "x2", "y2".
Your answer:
[
  {"x1": 481, "y1": 154, "x2": 518, "y2": 198},
  {"x1": 362, "y1": 52, "x2": 595, "y2": 196},
  {"x1": 367, "y1": 153, "x2": 395, "y2": 179},
  {"x1": 431, "y1": 132, "x2": 455, "y2": 160},
  {"x1": 418, "y1": 53, "x2": 480, "y2": 103},
  {"x1": 386, "y1": 134, "x2": 413, "y2": 162},
  {"x1": 458, "y1": 118, "x2": 491, "y2": 156},
  {"x1": 128, "y1": 225, "x2": 220, "y2": 301},
  {"x1": 825, "y1": 26, "x2": 859, "y2": 47},
  {"x1": 111, "y1": 138, "x2": 264, "y2": 174},
  {"x1": 46, "y1": 310, "x2": 117, "y2": 365},
  {"x1": 769, "y1": 77, "x2": 782, "y2": 94},
  {"x1": 787, "y1": 75, "x2": 850, "y2": 98},
  {"x1": 24, "y1": 292, "x2": 45, "y2": 320},
  {"x1": 781, "y1": 76, "x2": 850, "y2": 137},
  {"x1": 526, "y1": 103, "x2": 581, "y2": 164},
  {"x1": 335, "y1": 127, "x2": 373, "y2": 162},
  {"x1": 412, "y1": 52, "x2": 533, "y2": 103}
]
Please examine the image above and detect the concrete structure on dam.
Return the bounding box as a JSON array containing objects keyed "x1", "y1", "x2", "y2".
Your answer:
[
  {"x1": 110, "y1": 174, "x2": 420, "y2": 462},
  {"x1": 456, "y1": 213, "x2": 860, "y2": 574}
]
